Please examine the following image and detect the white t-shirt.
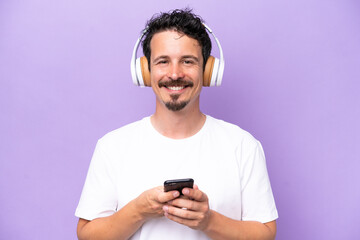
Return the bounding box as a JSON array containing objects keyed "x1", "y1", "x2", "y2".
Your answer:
[{"x1": 75, "y1": 115, "x2": 278, "y2": 240}]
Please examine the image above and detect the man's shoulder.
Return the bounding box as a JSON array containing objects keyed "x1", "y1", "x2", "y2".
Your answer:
[
  {"x1": 206, "y1": 115, "x2": 259, "y2": 146},
  {"x1": 98, "y1": 116, "x2": 150, "y2": 145}
]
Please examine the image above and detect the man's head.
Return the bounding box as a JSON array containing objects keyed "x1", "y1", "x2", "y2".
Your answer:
[
  {"x1": 142, "y1": 9, "x2": 212, "y2": 72},
  {"x1": 140, "y1": 9, "x2": 212, "y2": 112}
]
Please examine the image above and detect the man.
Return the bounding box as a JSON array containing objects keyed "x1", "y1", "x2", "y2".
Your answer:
[{"x1": 76, "y1": 9, "x2": 278, "y2": 240}]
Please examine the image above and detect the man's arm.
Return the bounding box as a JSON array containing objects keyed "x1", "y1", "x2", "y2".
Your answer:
[
  {"x1": 77, "y1": 199, "x2": 144, "y2": 240},
  {"x1": 77, "y1": 187, "x2": 180, "y2": 240},
  {"x1": 163, "y1": 186, "x2": 276, "y2": 240},
  {"x1": 204, "y1": 212, "x2": 276, "y2": 240}
]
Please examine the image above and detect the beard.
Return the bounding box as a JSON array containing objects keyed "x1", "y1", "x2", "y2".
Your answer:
[
  {"x1": 165, "y1": 100, "x2": 189, "y2": 111},
  {"x1": 165, "y1": 93, "x2": 189, "y2": 111},
  {"x1": 159, "y1": 79, "x2": 193, "y2": 111}
]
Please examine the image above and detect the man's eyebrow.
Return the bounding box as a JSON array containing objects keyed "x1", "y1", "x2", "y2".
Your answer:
[
  {"x1": 182, "y1": 55, "x2": 200, "y2": 62},
  {"x1": 153, "y1": 55, "x2": 200, "y2": 63},
  {"x1": 153, "y1": 55, "x2": 169, "y2": 62}
]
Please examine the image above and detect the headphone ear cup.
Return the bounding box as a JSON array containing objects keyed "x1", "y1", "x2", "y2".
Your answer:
[
  {"x1": 140, "y1": 56, "x2": 151, "y2": 87},
  {"x1": 203, "y1": 56, "x2": 215, "y2": 87},
  {"x1": 210, "y1": 57, "x2": 220, "y2": 86}
]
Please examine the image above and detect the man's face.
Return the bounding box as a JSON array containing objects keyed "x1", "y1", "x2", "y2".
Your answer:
[{"x1": 149, "y1": 30, "x2": 203, "y2": 112}]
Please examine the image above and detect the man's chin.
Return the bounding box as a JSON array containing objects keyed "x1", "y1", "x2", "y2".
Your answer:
[{"x1": 165, "y1": 101, "x2": 189, "y2": 111}]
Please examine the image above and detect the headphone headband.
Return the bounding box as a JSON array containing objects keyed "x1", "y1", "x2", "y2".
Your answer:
[{"x1": 130, "y1": 23, "x2": 225, "y2": 87}]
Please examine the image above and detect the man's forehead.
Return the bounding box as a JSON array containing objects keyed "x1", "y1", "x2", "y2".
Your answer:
[{"x1": 151, "y1": 30, "x2": 201, "y2": 47}]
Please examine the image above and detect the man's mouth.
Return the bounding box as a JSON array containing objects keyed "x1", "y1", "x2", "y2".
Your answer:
[
  {"x1": 158, "y1": 80, "x2": 194, "y2": 90},
  {"x1": 166, "y1": 86, "x2": 185, "y2": 91}
]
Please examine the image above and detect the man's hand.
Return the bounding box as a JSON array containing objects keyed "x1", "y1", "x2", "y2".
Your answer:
[
  {"x1": 77, "y1": 186, "x2": 181, "y2": 240},
  {"x1": 162, "y1": 185, "x2": 211, "y2": 230},
  {"x1": 134, "y1": 186, "x2": 181, "y2": 221}
]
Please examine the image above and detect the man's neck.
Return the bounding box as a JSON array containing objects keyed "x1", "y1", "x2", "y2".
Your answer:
[{"x1": 150, "y1": 101, "x2": 206, "y2": 139}]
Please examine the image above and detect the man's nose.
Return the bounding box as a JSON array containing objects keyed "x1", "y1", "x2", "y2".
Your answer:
[{"x1": 167, "y1": 63, "x2": 185, "y2": 80}]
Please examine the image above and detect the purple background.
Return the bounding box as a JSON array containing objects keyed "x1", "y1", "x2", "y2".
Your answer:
[{"x1": 1, "y1": 1, "x2": 359, "y2": 239}]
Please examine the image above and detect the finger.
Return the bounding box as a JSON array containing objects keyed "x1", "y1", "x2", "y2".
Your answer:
[
  {"x1": 163, "y1": 205, "x2": 198, "y2": 220},
  {"x1": 168, "y1": 198, "x2": 201, "y2": 211},
  {"x1": 164, "y1": 207, "x2": 208, "y2": 230},
  {"x1": 157, "y1": 190, "x2": 180, "y2": 203},
  {"x1": 182, "y1": 187, "x2": 207, "y2": 202},
  {"x1": 164, "y1": 211, "x2": 200, "y2": 229}
]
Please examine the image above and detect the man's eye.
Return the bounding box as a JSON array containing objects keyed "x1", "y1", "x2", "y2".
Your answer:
[
  {"x1": 157, "y1": 60, "x2": 168, "y2": 64},
  {"x1": 183, "y1": 60, "x2": 194, "y2": 64}
]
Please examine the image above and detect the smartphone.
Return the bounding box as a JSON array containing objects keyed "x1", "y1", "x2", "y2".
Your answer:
[{"x1": 164, "y1": 178, "x2": 194, "y2": 194}]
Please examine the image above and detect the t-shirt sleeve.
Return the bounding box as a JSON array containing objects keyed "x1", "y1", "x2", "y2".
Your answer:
[
  {"x1": 240, "y1": 140, "x2": 278, "y2": 223},
  {"x1": 75, "y1": 140, "x2": 118, "y2": 220}
]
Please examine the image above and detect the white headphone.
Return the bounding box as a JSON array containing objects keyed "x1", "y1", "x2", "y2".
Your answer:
[{"x1": 130, "y1": 24, "x2": 225, "y2": 87}]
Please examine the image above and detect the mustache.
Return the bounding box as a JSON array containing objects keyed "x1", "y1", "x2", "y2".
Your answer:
[{"x1": 158, "y1": 79, "x2": 194, "y2": 88}]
